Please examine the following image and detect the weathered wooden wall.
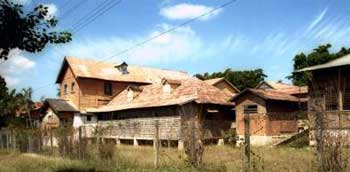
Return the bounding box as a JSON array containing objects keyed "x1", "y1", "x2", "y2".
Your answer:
[
  {"x1": 83, "y1": 103, "x2": 233, "y2": 141},
  {"x1": 78, "y1": 78, "x2": 133, "y2": 110},
  {"x1": 308, "y1": 66, "x2": 350, "y2": 144},
  {"x1": 84, "y1": 106, "x2": 181, "y2": 140}
]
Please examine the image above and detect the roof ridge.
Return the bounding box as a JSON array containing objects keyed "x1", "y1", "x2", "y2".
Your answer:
[{"x1": 66, "y1": 56, "x2": 188, "y2": 74}]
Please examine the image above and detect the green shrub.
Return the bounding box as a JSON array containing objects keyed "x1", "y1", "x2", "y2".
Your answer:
[
  {"x1": 225, "y1": 128, "x2": 236, "y2": 146},
  {"x1": 98, "y1": 142, "x2": 115, "y2": 160}
]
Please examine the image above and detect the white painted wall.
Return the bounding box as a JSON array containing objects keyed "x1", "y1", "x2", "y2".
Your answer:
[{"x1": 73, "y1": 113, "x2": 84, "y2": 128}]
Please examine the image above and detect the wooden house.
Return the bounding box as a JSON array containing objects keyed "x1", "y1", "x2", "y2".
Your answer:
[
  {"x1": 232, "y1": 88, "x2": 304, "y2": 146},
  {"x1": 40, "y1": 99, "x2": 79, "y2": 129},
  {"x1": 297, "y1": 54, "x2": 350, "y2": 145},
  {"x1": 50, "y1": 57, "x2": 235, "y2": 148}
]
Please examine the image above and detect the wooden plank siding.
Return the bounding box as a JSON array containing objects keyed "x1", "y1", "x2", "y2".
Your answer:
[{"x1": 82, "y1": 103, "x2": 234, "y2": 141}]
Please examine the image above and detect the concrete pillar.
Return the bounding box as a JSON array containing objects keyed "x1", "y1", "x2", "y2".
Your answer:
[
  {"x1": 178, "y1": 140, "x2": 184, "y2": 150},
  {"x1": 167, "y1": 140, "x2": 171, "y2": 148},
  {"x1": 0, "y1": 134, "x2": 3, "y2": 149},
  {"x1": 133, "y1": 138, "x2": 139, "y2": 147},
  {"x1": 87, "y1": 138, "x2": 92, "y2": 145},
  {"x1": 116, "y1": 138, "x2": 121, "y2": 145},
  {"x1": 6, "y1": 133, "x2": 9, "y2": 149},
  {"x1": 218, "y1": 139, "x2": 225, "y2": 146}
]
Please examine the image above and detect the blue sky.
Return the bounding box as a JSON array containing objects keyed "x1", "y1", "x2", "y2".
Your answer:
[{"x1": 1, "y1": 0, "x2": 350, "y2": 100}]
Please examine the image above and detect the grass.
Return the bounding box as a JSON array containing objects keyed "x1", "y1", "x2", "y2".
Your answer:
[{"x1": 0, "y1": 145, "x2": 316, "y2": 172}]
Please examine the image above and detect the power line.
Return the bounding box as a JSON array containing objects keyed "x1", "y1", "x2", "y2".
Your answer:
[
  {"x1": 100, "y1": 0, "x2": 237, "y2": 63},
  {"x1": 71, "y1": 0, "x2": 114, "y2": 29},
  {"x1": 60, "y1": 0, "x2": 89, "y2": 20},
  {"x1": 30, "y1": 0, "x2": 237, "y2": 92},
  {"x1": 72, "y1": 0, "x2": 123, "y2": 33}
]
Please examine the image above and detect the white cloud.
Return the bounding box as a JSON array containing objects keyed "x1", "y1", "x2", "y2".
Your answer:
[
  {"x1": 306, "y1": 8, "x2": 328, "y2": 32},
  {"x1": 3, "y1": 76, "x2": 20, "y2": 87},
  {"x1": 54, "y1": 23, "x2": 202, "y2": 65},
  {"x1": 160, "y1": 3, "x2": 222, "y2": 21},
  {"x1": 43, "y1": 3, "x2": 58, "y2": 17},
  {"x1": 0, "y1": 49, "x2": 36, "y2": 87}
]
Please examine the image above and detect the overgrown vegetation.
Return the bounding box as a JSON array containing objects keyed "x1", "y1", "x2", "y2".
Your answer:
[
  {"x1": 0, "y1": 146, "x2": 318, "y2": 172},
  {"x1": 0, "y1": 76, "x2": 36, "y2": 128},
  {"x1": 288, "y1": 44, "x2": 350, "y2": 86},
  {"x1": 195, "y1": 68, "x2": 267, "y2": 90}
]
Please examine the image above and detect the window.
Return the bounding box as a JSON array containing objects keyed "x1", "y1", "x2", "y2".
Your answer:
[
  {"x1": 325, "y1": 84, "x2": 338, "y2": 111},
  {"x1": 104, "y1": 81, "x2": 112, "y2": 95},
  {"x1": 71, "y1": 82, "x2": 75, "y2": 92},
  {"x1": 343, "y1": 78, "x2": 350, "y2": 110},
  {"x1": 86, "y1": 116, "x2": 92, "y2": 122},
  {"x1": 244, "y1": 105, "x2": 258, "y2": 114},
  {"x1": 163, "y1": 83, "x2": 171, "y2": 94},
  {"x1": 127, "y1": 89, "x2": 133, "y2": 102},
  {"x1": 64, "y1": 84, "x2": 67, "y2": 94}
]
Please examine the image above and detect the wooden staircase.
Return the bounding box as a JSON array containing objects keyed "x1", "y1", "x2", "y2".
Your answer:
[{"x1": 272, "y1": 129, "x2": 309, "y2": 146}]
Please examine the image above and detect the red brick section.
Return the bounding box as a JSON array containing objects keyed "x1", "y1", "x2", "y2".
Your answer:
[{"x1": 235, "y1": 91, "x2": 299, "y2": 137}]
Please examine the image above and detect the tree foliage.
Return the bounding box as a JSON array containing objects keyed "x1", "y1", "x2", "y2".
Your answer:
[
  {"x1": 289, "y1": 44, "x2": 350, "y2": 86},
  {"x1": 195, "y1": 68, "x2": 267, "y2": 91},
  {"x1": 0, "y1": 0, "x2": 72, "y2": 60},
  {"x1": 0, "y1": 75, "x2": 34, "y2": 128}
]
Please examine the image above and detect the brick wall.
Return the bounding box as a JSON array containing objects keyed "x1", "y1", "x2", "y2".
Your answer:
[
  {"x1": 235, "y1": 94, "x2": 267, "y2": 136},
  {"x1": 59, "y1": 66, "x2": 139, "y2": 110},
  {"x1": 60, "y1": 67, "x2": 80, "y2": 108},
  {"x1": 235, "y1": 95, "x2": 299, "y2": 136}
]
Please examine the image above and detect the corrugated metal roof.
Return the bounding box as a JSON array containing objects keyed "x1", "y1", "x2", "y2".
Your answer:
[
  {"x1": 231, "y1": 88, "x2": 303, "y2": 102},
  {"x1": 56, "y1": 57, "x2": 192, "y2": 84},
  {"x1": 88, "y1": 78, "x2": 234, "y2": 113},
  {"x1": 44, "y1": 99, "x2": 79, "y2": 113},
  {"x1": 296, "y1": 54, "x2": 350, "y2": 72},
  {"x1": 256, "y1": 81, "x2": 308, "y2": 95}
]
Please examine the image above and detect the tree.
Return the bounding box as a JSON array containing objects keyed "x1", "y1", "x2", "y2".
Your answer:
[
  {"x1": 0, "y1": 0, "x2": 72, "y2": 60},
  {"x1": 0, "y1": 75, "x2": 34, "y2": 128},
  {"x1": 195, "y1": 68, "x2": 267, "y2": 91},
  {"x1": 288, "y1": 44, "x2": 350, "y2": 86}
]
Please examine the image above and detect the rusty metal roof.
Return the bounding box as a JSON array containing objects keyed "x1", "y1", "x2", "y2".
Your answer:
[
  {"x1": 56, "y1": 57, "x2": 192, "y2": 84},
  {"x1": 256, "y1": 81, "x2": 308, "y2": 95},
  {"x1": 296, "y1": 54, "x2": 350, "y2": 72},
  {"x1": 88, "y1": 78, "x2": 234, "y2": 113},
  {"x1": 231, "y1": 88, "x2": 303, "y2": 102},
  {"x1": 43, "y1": 99, "x2": 79, "y2": 113}
]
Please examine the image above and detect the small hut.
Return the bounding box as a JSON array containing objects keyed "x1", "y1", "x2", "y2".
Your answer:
[{"x1": 232, "y1": 89, "x2": 302, "y2": 145}]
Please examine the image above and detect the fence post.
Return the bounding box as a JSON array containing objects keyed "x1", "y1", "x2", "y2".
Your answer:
[
  {"x1": 78, "y1": 126, "x2": 82, "y2": 159},
  {"x1": 96, "y1": 126, "x2": 100, "y2": 160},
  {"x1": 12, "y1": 130, "x2": 16, "y2": 149},
  {"x1": 0, "y1": 132, "x2": 3, "y2": 149},
  {"x1": 244, "y1": 115, "x2": 251, "y2": 172},
  {"x1": 6, "y1": 132, "x2": 9, "y2": 150},
  {"x1": 50, "y1": 128, "x2": 54, "y2": 154},
  {"x1": 154, "y1": 120, "x2": 160, "y2": 169}
]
